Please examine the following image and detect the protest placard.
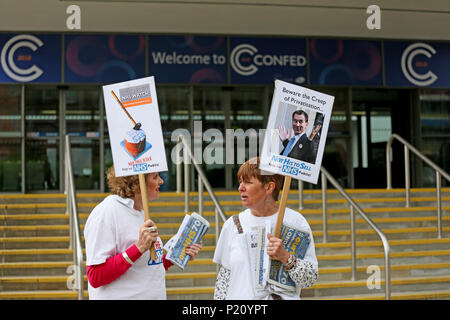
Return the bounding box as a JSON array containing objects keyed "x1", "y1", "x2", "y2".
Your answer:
[
  {"x1": 260, "y1": 79, "x2": 334, "y2": 184},
  {"x1": 103, "y1": 76, "x2": 167, "y2": 260},
  {"x1": 260, "y1": 80, "x2": 334, "y2": 251},
  {"x1": 103, "y1": 76, "x2": 168, "y2": 177}
]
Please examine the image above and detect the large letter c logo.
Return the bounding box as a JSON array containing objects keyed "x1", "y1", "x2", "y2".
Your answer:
[
  {"x1": 1, "y1": 34, "x2": 44, "y2": 82},
  {"x1": 401, "y1": 42, "x2": 438, "y2": 86},
  {"x1": 230, "y1": 43, "x2": 258, "y2": 76}
]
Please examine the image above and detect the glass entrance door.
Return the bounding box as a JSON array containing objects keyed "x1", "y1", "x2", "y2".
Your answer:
[
  {"x1": 66, "y1": 86, "x2": 101, "y2": 190},
  {"x1": 193, "y1": 87, "x2": 226, "y2": 188},
  {"x1": 229, "y1": 87, "x2": 266, "y2": 189},
  {"x1": 419, "y1": 89, "x2": 450, "y2": 187},
  {"x1": 25, "y1": 86, "x2": 60, "y2": 191},
  {"x1": 156, "y1": 85, "x2": 191, "y2": 191},
  {"x1": 0, "y1": 85, "x2": 22, "y2": 192},
  {"x1": 25, "y1": 139, "x2": 59, "y2": 190},
  {"x1": 352, "y1": 89, "x2": 396, "y2": 188},
  {"x1": 68, "y1": 138, "x2": 100, "y2": 190}
]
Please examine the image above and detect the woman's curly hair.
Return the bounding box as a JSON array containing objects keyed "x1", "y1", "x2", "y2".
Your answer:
[{"x1": 106, "y1": 166, "x2": 147, "y2": 198}]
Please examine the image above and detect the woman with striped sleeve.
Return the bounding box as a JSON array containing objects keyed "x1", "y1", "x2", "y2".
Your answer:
[
  {"x1": 213, "y1": 157, "x2": 318, "y2": 300},
  {"x1": 84, "y1": 166, "x2": 202, "y2": 300}
]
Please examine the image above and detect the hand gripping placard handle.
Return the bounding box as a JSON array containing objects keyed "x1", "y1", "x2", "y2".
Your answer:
[{"x1": 139, "y1": 174, "x2": 157, "y2": 261}]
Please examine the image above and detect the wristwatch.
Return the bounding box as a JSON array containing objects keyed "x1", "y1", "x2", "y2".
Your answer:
[{"x1": 285, "y1": 254, "x2": 297, "y2": 270}]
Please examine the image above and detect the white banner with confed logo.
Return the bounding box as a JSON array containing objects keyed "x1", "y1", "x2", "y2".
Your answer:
[
  {"x1": 103, "y1": 76, "x2": 167, "y2": 177},
  {"x1": 260, "y1": 80, "x2": 334, "y2": 184}
]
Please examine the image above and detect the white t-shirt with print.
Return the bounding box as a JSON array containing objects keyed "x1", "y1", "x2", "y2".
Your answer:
[
  {"x1": 213, "y1": 207, "x2": 318, "y2": 300},
  {"x1": 84, "y1": 195, "x2": 166, "y2": 300}
]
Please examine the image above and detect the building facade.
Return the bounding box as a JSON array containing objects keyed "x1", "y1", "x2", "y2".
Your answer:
[{"x1": 0, "y1": 1, "x2": 449, "y2": 192}]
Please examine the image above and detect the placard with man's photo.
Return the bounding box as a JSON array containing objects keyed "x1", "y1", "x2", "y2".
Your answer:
[{"x1": 260, "y1": 80, "x2": 334, "y2": 184}]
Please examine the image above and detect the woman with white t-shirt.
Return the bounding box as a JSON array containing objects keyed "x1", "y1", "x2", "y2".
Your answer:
[
  {"x1": 84, "y1": 166, "x2": 202, "y2": 300},
  {"x1": 213, "y1": 157, "x2": 318, "y2": 300}
]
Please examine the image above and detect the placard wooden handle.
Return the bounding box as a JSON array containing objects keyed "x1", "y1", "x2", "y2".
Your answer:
[
  {"x1": 139, "y1": 174, "x2": 157, "y2": 261},
  {"x1": 274, "y1": 176, "x2": 291, "y2": 238}
]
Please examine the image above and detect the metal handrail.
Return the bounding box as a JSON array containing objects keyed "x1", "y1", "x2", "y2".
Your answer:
[
  {"x1": 176, "y1": 136, "x2": 227, "y2": 226},
  {"x1": 386, "y1": 133, "x2": 450, "y2": 238},
  {"x1": 320, "y1": 166, "x2": 391, "y2": 300},
  {"x1": 65, "y1": 135, "x2": 84, "y2": 300}
]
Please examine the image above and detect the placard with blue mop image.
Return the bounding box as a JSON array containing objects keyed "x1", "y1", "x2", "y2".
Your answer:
[
  {"x1": 103, "y1": 76, "x2": 168, "y2": 177},
  {"x1": 110, "y1": 90, "x2": 153, "y2": 161},
  {"x1": 103, "y1": 76, "x2": 168, "y2": 262}
]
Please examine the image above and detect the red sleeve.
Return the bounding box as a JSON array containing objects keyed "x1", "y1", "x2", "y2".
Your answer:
[
  {"x1": 162, "y1": 253, "x2": 173, "y2": 271},
  {"x1": 86, "y1": 244, "x2": 142, "y2": 288}
]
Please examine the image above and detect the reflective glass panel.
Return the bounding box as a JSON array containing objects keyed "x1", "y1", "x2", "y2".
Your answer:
[
  {"x1": 420, "y1": 89, "x2": 450, "y2": 186},
  {"x1": 193, "y1": 87, "x2": 225, "y2": 188},
  {"x1": 0, "y1": 138, "x2": 21, "y2": 191},
  {"x1": 25, "y1": 139, "x2": 59, "y2": 191},
  {"x1": 0, "y1": 86, "x2": 21, "y2": 136},
  {"x1": 25, "y1": 86, "x2": 59, "y2": 137},
  {"x1": 66, "y1": 87, "x2": 100, "y2": 137},
  {"x1": 230, "y1": 87, "x2": 265, "y2": 186},
  {"x1": 155, "y1": 86, "x2": 190, "y2": 191},
  {"x1": 70, "y1": 138, "x2": 100, "y2": 190}
]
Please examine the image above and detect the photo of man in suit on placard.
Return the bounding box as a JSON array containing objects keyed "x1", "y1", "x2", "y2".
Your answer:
[{"x1": 278, "y1": 109, "x2": 322, "y2": 164}]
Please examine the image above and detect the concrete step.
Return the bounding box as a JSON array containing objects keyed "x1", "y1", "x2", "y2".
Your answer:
[
  {"x1": 0, "y1": 245, "x2": 216, "y2": 263},
  {"x1": 164, "y1": 278, "x2": 450, "y2": 300},
  {"x1": 166, "y1": 286, "x2": 214, "y2": 300},
  {"x1": 2, "y1": 238, "x2": 449, "y2": 260},
  {"x1": 0, "y1": 290, "x2": 85, "y2": 300},
  {"x1": 2, "y1": 260, "x2": 450, "y2": 299},
  {"x1": 305, "y1": 275, "x2": 450, "y2": 298},
  {"x1": 1, "y1": 188, "x2": 449, "y2": 300},
  {"x1": 317, "y1": 249, "x2": 450, "y2": 268},
  {"x1": 0, "y1": 234, "x2": 218, "y2": 249},
  {"x1": 0, "y1": 261, "x2": 73, "y2": 276},
  {"x1": 0, "y1": 258, "x2": 218, "y2": 277},
  {"x1": 5, "y1": 248, "x2": 450, "y2": 276},
  {"x1": 2, "y1": 203, "x2": 448, "y2": 224},
  {"x1": 1, "y1": 215, "x2": 448, "y2": 238},
  {"x1": 0, "y1": 236, "x2": 71, "y2": 249},
  {"x1": 0, "y1": 248, "x2": 74, "y2": 262},
  {"x1": 313, "y1": 226, "x2": 450, "y2": 242},
  {"x1": 315, "y1": 238, "x2": 450, "y2": 255},
  {"x1": 4, "y1": 260, "x2": 450, "y2": 298},
  {"x1": 305, "y1": 288, "x2": 450, "y2": 300},
  {"x1": 2, "y1": 187, "x2": 447, "y2": 202},
  {"x1": 2, "y1": 194, "x2": 448, "y2": 215},
  {"x1": 0, "y1": 287, "x2": 215, "y2": 300},
  {"x1": 2, "y1": 207, "x2": 448, "y2": 243},
  {"x1": 1, "y1": 188, "x2": 448, "y2": 213},
  {"x1": 165, "y1": 271, "x2": 217, "y2": 288},
  {"x1": 0, "y1": 275, "x2": 87, "y2": 291},
  {"x1": 319, "y1": 262, "x2": 450, "y2": 281},
  {"x1": 0, "y1": 271, "x2": 219, "y2": 292}
]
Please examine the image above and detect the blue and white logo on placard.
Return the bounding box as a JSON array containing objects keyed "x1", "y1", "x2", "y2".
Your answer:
[{"x1": 401, "y1": 42, "x2": 438, "y2": 86}]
